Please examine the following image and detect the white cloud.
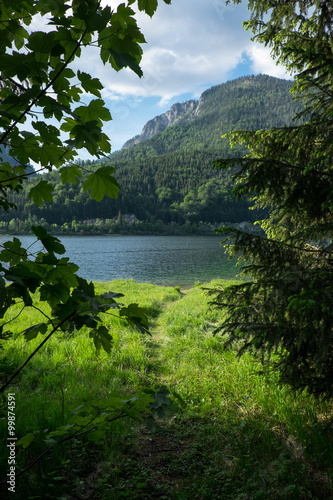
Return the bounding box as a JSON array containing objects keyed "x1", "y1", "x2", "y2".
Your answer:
[
  {"x1": 74, "y1": 1, "x2": 253, "y2": 102},
  {"x1": 247, "y1": 45, "x2": 292, "y2": 79},
  {"x1": 23, "y1": 1, "x2": 292, "y2": 155},
  {"x1": 28, "y1": 1, "x2": 290, "y2": 105},
  {"x1": 86, "y1": 0, "x2": 291, "y2": 150},
  {"x1": 84, "y1": 0, "x2": 288, "y2": 105}
]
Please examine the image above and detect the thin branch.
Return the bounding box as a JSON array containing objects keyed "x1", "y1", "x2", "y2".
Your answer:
[
  {"x1": 0, "y1": 410, "x2": 127, "y2": 484},
  {"x1": 31, "y1": 305, "x2": 55, "y2": 329},
  {"x1": 0, "y1": 27, "x2": 89, "y2": 146},
  {"x1": 0, "y1": 305, "x2": 25, "y2": 331},
  {"x1": 220, "y1": 228, "x2": 333, "y2": 255},
  {"x1": 0, "y1": 166, "x2": 49, "y2": 185},
  {"x1": 0, "y1": 15, "x2": 33, "y2": 24},
  {"x1": 0, "y1": 310, "x2": 78, "y2": 393}
]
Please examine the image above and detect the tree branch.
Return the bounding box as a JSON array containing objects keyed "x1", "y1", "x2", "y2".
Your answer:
[
  {"x1": 0, "y1": 27, "x2": 89, "y2": 146},
  {"x1": 0, "y1": 310, "x2": 78, "y2": 393}
]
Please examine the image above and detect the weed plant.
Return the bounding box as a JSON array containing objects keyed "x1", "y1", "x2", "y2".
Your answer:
[{"x1": 0, "y1": 280, "x2": 332, "y2": 499}]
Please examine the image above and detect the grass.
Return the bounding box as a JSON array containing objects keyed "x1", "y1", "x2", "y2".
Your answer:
[{"x1": 0, "y1": 279, "x2": 332, "y2": 499}]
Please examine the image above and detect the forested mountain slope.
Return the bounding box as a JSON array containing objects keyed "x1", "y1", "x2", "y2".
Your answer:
[
  {"x1": 2, "y1": 75, "x2": 304, "y2": 234},
  {"x1": 116, "y1": 74, "x2": 300, "y2": 160}
]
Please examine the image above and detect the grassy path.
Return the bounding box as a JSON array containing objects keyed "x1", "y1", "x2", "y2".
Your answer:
[
  {"x1": 110, "y1": 284, "x2": 333, "y2": 499},
  {"x1": 0, "y1": 281, "x2": 332, "y2": 499}
]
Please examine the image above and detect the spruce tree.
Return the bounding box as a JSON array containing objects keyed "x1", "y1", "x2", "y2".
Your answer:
[{"x1": 209, "y1": 1, "x2": 333, "y2": 398}]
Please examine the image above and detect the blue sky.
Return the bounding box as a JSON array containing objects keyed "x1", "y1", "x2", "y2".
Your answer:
[
  {"x1": 95, "y1": 0, "x2": 291, "y2": 154},
  {"x1": 33, "y1": 0, "x2": 291, "y2": 158}
]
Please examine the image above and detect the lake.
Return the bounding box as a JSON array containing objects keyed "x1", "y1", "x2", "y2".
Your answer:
[{"x1": 0, "y1": 235, "x2": 240, "y2": 288}]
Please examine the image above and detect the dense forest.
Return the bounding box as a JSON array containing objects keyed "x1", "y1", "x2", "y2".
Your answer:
[{"x1": 2, "y1": 75, "x2": 304, "y2": 234}]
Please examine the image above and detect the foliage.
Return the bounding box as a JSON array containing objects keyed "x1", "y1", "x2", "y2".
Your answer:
[
  {"x1": 209, "y1": 1, "x2": 333, "y2": 398},
  {"x1": 0, "y1": 0, "x2": 172, "y2": 392},
  {"x1": 0, "y1": 280, "x2": 181, "y2": 497},
  {"x1": 0, "y1": 1, "x2": 174, "y2": 488}
]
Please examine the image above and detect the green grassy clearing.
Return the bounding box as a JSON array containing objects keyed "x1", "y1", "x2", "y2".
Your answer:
[{"x1": 0, "y1": 279, "x2": 332, "y2": 499}]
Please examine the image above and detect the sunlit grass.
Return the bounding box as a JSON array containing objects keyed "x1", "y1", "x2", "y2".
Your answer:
[{"x1": 0, "y1": 279, "x2": 332, "y2": 499}]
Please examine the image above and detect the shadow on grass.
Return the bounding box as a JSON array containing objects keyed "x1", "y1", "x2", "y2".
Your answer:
[
  {"x1": 1, "y1": 280, "x2": 332, "y2": 500},
  {"x1": 121, "y1": 412, "x2": 333, "y2": 500}
]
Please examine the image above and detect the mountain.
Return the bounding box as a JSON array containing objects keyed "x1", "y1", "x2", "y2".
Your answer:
[
  {"x1": 113, "y1": 74, "x2": 301, "y2": 161},
  {"x1": 2, "y1": 75, "x2": 304, "y2": 235},
  {"x1": 122, "y1": 100, "x2": 198, "y2": 149}
]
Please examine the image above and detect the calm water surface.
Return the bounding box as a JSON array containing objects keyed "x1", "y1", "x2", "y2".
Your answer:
[{"x1": 0, "y1": 235, "x2": 239, "y2": 287}]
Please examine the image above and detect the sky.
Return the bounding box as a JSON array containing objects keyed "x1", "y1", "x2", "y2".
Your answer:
[{"x1": 36, "y1": 0, "x2": 292, "y2": 157}]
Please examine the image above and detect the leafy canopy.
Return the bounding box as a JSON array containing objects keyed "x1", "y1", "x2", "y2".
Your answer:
[
  {"x1": 0, "y1": 0, "x2": 170, "y2": 210},
  {"x1": 210, "y1": 1, "x2": 333, "y2": 398},
  {"x1": 0, "y1": 0, "x2": 171, "y2": 394}
]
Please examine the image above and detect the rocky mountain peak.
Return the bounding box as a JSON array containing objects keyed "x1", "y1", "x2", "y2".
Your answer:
[{"x1": 122, "y1": 99, "x2": 198, "y2": 149}]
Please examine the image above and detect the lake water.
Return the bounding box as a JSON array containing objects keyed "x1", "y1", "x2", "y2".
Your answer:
[{"x1": 0, "y1": 235, "x2": 239, "y2": 288}]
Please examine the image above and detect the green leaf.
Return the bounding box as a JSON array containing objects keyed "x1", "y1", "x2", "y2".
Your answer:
[
  {"x1": 119, "y1": 303, "x2": 149, "y2": 333},
  {"x1": 83, "y1": 166, "x2": 120, "y2": 201},
  {"x1": 49, "y1": 66, "x2": 76, "y2": 93},
  {"x1": 142, "y1": 385, "x2": 175, "y2": 420},
  {"x1": 32, "y1": 226, "x2": 66, "y2": 255},
  {"x1": 32, "y1": 121, "x2": 62, "y2": 145},
  {"x1": 29, "y1": 181, "x2": 54, "y2": 206},
  {"x1": 13, "y1": 26, "x2": 29, "y2": 50},
  {"x1": 23, "y1": 323, "x2": 48, "y2": 341},
  {"x1": 0, "y1": 52, "x2": 41, "y2": 81},
  {"x1": 17, "y1": 433, "x2": 35, "y2": 449},
  {"x1": 77, "y1": 71, "x2": 103, "y2": 97},
  {"x1": 87, "y1": 429, "x2": 106, "y2": 443},
  {"x1": 84, "y1": 6, "x2": 112, "y2": 31},
  {"x1": 39, "y1": 0, "x2": 69, "y2": 17},
  {"x1": 60, "y1": 117, "x2": 76, "y2": 133},
  {"x1": 0, "y1": 278, "x2": 6, "y2": 311},
  {"x1": 137, "y1": 0, "x2": 158, "y2": 17},
  {"x1": 46, "y1": 424, "x2": 75, "y2": 438},
  {"x1": 59, "y1": 164, "x2": 82, "y2": 185},
  {"x1": 27, "y1": 31, "x2": 57, "y2": 54},
  {"x1": 72, "y1": 289, "x2": 101, "y2": 313},
  {"x1": 46, "y1": 258, "x2": 79, "y2": 288},
  {"x1": 108, "y1": 49, "x2": 143, "y2": 77},
  {"x1": 101, "y1": 291, "x2": 124, "y2": 299},
  {"x1": 44, "y1": 438, "x2": 58, "y2": 448},
  {"x1": 63, "y1": 120, "x2": 104, "y2": 155},
  {"x1": 39, "y1": 283, "x2": 71, "y2": 307},
  {"x1": 53, "y1": 27, "x2": 79, "y2": 60},
  {"x1": 4, "y1": 274, "x2": 25, "y2": 288},
  {"x1": 98, "y1": 132, "x2": 112, "y2": 155},
  {"x1": 0, "y1": 238, "x2": 27, "y2": 266},
  {"x1": 74, "y1": 99, "x2": 112, "y2": 124},
  {"x1": 89, "y1": 325, "x2": 113, "y2": 353}
]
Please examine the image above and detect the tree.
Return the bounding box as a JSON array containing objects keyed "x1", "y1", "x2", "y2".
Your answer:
[
  {"x1": 0, "y1": 1, "x2": 175, "y2": 488},
  {"x1": 209, "y1": 1, "x2": 333, "y2": 398},
  {"x1": 0, "y1": 1, "x2": 171, "y2": 385}
]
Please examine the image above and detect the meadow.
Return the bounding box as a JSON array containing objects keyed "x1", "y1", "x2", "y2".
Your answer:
[{"x1": 0, "y1": 280, "x2": 332, "y2": 499}]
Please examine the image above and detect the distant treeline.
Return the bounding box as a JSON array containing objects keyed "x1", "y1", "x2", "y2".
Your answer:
[
  {"x1": 2, "y1": 216, "x2": 219, "y2": 236},
  {"x1": 2, "y1": 152, "x2": 259, "y2": 234}
]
